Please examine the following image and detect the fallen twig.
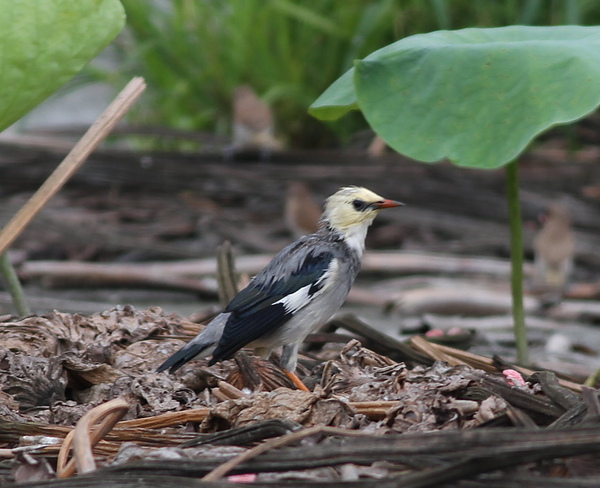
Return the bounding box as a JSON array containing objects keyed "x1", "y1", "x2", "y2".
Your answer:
[{"x1": 115, "y1": 408, "x2": 211, "y2": 429}]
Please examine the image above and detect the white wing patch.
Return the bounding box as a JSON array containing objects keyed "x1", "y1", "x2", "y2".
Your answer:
[
  {"x1": 274, "y1": 258, "x2": 340, "y2": 314},
  {"x1": 274, "y1": 284, "x2": 312, "y2": 314}
]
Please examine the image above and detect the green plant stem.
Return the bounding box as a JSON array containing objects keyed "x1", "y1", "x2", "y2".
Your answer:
[
  {"x1": 584, "y1": 367, "x2": 600, "y2": 388},
  {"x1": 0, "y1": 252, "x2": 30, "y2": 316},
  {"x1": 505, "y1": 161, "x2": 528, "y2": 365}
]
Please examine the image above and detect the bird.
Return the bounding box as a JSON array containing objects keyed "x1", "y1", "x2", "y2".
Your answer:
[
  {"x1": 230, "y1": 85, "x2": 283, "y2": 154},
  {"x1": 157, "y1": 186, "x2": 403, "y2": 390},
  {"x1": 284, "y1": 182, "x2": 322, "y2": 238},
  {"x1": 532, "y1": 202, "x2": 575, "y2": 301},
  {"x1": 367, "y1": 135, "x2": 388, "y2": 158}
]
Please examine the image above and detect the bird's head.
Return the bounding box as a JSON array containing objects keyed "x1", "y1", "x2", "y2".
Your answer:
[{"x1": 323, "y1": 186, "x2": 403, "y2": 233}]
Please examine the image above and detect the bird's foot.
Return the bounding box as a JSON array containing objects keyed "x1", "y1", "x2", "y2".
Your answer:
[{"x1": 283, "y1": 369, "x2": 310, "y2": 392}]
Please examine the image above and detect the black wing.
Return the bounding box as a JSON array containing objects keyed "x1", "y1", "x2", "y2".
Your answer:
[{"x1": 209, "y1": 249, "x2": 334, "y2": 364}]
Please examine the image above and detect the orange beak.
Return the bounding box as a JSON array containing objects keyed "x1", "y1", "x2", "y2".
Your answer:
[{"x1": 373, "y1": 199, "x2": 404, "y2": 209}]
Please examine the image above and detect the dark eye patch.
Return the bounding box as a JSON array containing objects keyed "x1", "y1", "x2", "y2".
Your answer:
[{"x1": 352, "y1": 199, "x2": 369, "y2": 211}]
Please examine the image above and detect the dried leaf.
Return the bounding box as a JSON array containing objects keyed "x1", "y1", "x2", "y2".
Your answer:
[{"x1": 202, "y1": 389, "x2": 317, "y2": 432}]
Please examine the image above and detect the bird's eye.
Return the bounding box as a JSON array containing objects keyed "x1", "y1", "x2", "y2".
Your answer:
[{"x1": 352, "y1": 199, "x2": 369, "y2": 211}]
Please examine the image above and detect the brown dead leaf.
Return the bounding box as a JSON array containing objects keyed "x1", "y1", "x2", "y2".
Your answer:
[
  {"x1": 382, "y1": 362, "x2": 480, "y2": 433},
  {"x1": 49, "y1": 401, "x2": 93, "y2": 426},
  {"x1": 320, "y1": 342, "x2": 408, "y2": 402},
  {"x1": 74, "y1": 384, "x2": 116, "y2": 407},
  {"x1": 465, "y1": 395, "x2": 508, "y2": 427},
  {"x1": 113, "y1": 339, "x2": 170, "y2": 375},
  {"x1": 304, "y1": 398, "x2": 356, "y2": 428},
  {"x1": 202, "y1": 389, "x2": 318, "y2": 432},
  {"x1": 0, "y1": 306, "x2": 206, "y2": 428},
  {"x1": 0, "y1": 306, "x2": 182, "y2": 360},
  {"x1": 130, "y1": 376, "x2": 190, "y2": 413},
  {"x1": 60, "y1": 352, "x2": 122, "y2": 386},
  {"x1": 1, "y1": 351, "x2": 66, "y2": 411}
]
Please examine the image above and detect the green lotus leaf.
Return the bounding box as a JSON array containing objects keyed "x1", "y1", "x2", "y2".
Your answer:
[
  {"x1": 311, "y1": 26, "x2": 600, "y2": 168},
  {"x1": 0, "y1": 0, "x2": 125, "y2": 132}
]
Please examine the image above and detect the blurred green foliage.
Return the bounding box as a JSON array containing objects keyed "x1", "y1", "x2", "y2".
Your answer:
[{"x1": 105, "y1": 0, "x2": 600, "y2": 148}]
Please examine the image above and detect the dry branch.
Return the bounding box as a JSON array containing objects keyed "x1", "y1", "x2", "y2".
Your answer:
[
  {"x1": 388, "y1": 285, "x2": 540, "y2": 316},
  {"x1": 19, "y1": 251, "x2": 526, "y2": 292}
]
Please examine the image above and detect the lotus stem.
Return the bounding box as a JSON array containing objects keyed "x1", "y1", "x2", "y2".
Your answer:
[
  {"x1": 0, "y1": 252, "x2": 30, "y2": 316},
  {"x1": 505, "y1": 160, "x2": 529, "y2": 365}
]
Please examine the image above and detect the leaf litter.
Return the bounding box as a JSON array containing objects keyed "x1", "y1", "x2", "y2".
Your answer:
[{"x1": 0, "y1": 304, "x2": 597, "y2": 486}]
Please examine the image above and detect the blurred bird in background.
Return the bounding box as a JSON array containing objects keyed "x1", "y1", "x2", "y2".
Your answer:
[
  {"x1": 230, "y1": 85, "x2": 283, "y2": 155},
  {"x1": 367, "y1": 135, "x2": 387, "y2": 158},
  {"x1": 285, "y1": 182, "x2": 321, "y2": 238},
  {"x1": 532, "y1": 202, "x2": 575, "y2": 303},
  {"x1": 158, "y1": 186, "x2": 403, "y2": 390}
]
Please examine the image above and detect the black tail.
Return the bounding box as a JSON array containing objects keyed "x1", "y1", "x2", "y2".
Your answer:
[{"x1": 156, "y1": 342, "x2": 212, "y2": 374}]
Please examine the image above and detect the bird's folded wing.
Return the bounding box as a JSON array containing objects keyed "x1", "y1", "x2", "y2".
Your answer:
[{"x1": 209, "y1": 249, "x2": 335, "y2": 363}]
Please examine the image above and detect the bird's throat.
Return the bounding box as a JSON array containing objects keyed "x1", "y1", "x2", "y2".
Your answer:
[{"x1": 340, "y1": 221, "x2": 370, "y2": 257}]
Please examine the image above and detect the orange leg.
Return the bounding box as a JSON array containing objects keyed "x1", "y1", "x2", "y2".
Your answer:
[{"x1": 283, "y1": 369, "x2": 310, "y2": 391}]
